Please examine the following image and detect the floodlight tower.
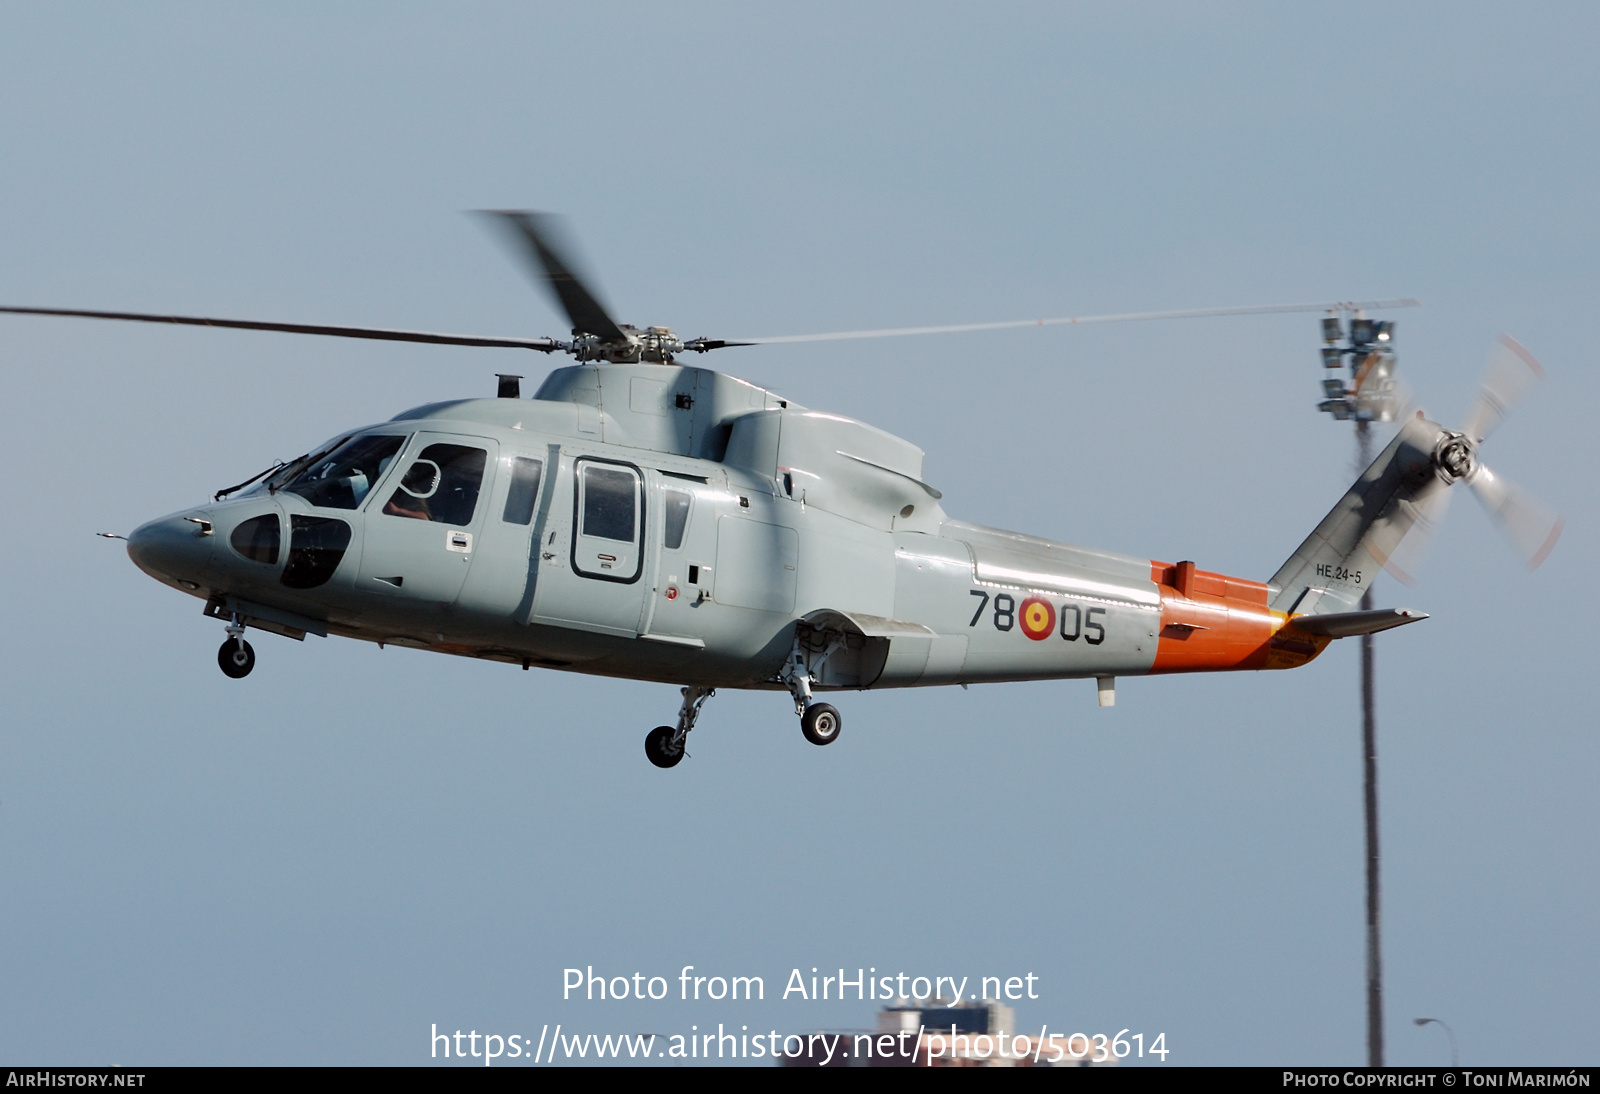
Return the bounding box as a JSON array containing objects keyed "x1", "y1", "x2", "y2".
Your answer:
[{"x1": 1318, "y1": 309, "x2": 1400, "y2": 1069}]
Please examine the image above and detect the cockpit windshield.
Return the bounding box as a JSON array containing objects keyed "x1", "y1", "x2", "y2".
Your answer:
[
  {"x1": 241, "y1": 438, "x2": 344, "y2": 498},
  {"x1": 279, "y1": 434, "x2": 408, "y2": 510}
]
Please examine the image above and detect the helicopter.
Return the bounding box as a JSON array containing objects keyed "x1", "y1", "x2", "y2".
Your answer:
[{"x1": 0, "y1": 213, "x2": 1561, "y2": 768}]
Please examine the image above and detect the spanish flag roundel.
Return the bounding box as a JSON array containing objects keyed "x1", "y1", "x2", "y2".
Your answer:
[{"x1": 1019, "y1": 596, "x2": 1055, "y2": 641}]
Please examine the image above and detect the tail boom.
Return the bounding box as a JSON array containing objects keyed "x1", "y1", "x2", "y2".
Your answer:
[
  {"x1": 1146, "y1": 560, "x2": 1331, "y2": 674},
  {"x1": 1143, "y1": 418, "x2": 1448, "y2": 675}
]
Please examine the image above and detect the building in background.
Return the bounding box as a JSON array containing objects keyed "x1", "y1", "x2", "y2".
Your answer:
[{"x1": 784, "y1": 999, "x2": 1118, "y2": 1067}]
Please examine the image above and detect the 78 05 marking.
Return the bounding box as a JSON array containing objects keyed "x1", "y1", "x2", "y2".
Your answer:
[{"x1": 968, "y1": 590, "x2": 1105, "y2": 644}]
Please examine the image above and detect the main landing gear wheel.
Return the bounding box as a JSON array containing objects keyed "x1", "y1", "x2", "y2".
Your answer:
[
  {"x1": 218, "y1": 638, "x2": 255, "y2": 679},
  {"x1": 782, "y1": 632, "x2": 843, "y2": 747},
  {"x1": 644, "y1": 725, "x2": 684, "y2": 769},
  {"x1": 801, "y1": 702, "x2": 841, "y2": 746}
]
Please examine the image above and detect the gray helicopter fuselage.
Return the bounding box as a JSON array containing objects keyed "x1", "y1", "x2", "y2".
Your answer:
[
  {"x1": 127, "y1": 361, "x2": 1211, "y2": 692},
  {"x1": 9, "y1": 213, "x2": 1509, "y2": 757}
]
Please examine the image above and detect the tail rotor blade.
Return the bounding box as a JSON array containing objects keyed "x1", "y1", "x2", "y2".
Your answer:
[
  {"x1": 1468, "y1": 462, "x2": 1563, "y2": 569},
  {"x1": 478, "y1": 211, "x2": 627, "y2": 343},
  {"x1": 1387, "y1": 375, "x2": 1421, "y2": 426},
  {"x1": 1462, "y1": 335, "x2": 1543, "y2": 443},
  {"x1": 1375, "y1": 481, "x2": 1454, "y2": 586}
]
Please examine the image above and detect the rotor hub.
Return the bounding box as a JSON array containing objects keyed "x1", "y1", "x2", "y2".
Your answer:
[
  {"x1": 568, "y1": 324, "x2": 684, "y2": 364},
  {"x1": 1433, "y1": 431, "x2": 1477, "y2": 484}
]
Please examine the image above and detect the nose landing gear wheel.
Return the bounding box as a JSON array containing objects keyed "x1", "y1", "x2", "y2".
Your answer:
[
  {"x1": 644, "y1": 725, "x2": 684, "y2": 768},
  {"x1": 218, "y1": 638, "x2": 255, "y2": 679},
  {"x1": 801, "y1": 703, "x2": 841, "y2": 746}
]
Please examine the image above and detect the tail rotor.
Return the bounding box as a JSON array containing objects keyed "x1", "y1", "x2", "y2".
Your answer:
[{"x1": 1380, "y1": 336, "x2": 1562, "y2": 582}]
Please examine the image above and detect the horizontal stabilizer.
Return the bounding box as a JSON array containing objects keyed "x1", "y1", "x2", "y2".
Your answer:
[{"x1": 1289, "y1": 608, "x2": 1427, "y2": 639}]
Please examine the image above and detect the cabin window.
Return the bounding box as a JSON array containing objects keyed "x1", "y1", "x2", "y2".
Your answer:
[
  {"x1": 581, "y1": 465, "x2": 638, "y2": 543},
  {"x1": 502, "y1": 457, "x2": 544, "y2": 525},
  {"x1": 280, "y1": 435, "x2": 406, "y2": 510},
  {"x1": 382, "y1": 444, "x2": 487, "y2": 527},
  {"x1": 662, "y1": 488, "x2": 692, "y2": 550}
]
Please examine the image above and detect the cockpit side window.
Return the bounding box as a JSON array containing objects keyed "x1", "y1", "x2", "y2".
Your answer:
[
  {"x1": 502, "y1": 457, "x2": 544, "y2": 525},
  {"x1": 383, "y1": 443, "x2": 487, "y2": 527},
  {"x1": 281, "y1": 435, "x2": 407, "y2": 510}
]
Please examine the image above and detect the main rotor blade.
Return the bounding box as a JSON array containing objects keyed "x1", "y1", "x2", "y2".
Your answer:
[
  {"x1": 718, "y1": 298, "x2": 1422, "y2": 347},
  {"x1": 1467, "y1": 462, "x2": 1563, "y2": 570},
  {"x1": 478, "y1": 211, "x2": 627, "y2": 343},
  {"x1": 0, "y1": 305, "x2": 559, "y2": 351},
  {"x1": 1461, "y1": 334, "x2": 1542, "y2": 443}
]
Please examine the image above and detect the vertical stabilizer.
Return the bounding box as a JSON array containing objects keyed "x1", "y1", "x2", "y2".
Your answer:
[{"x1": 1268, "y1": 417, "x2": 1450, "y2": 614}]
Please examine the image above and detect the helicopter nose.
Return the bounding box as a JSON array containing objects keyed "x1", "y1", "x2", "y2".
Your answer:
[{"x1": 126, "y1": 512, "x2": 217, "y2": 588}]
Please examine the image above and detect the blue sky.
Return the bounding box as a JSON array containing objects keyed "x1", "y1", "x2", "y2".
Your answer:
[{"x1": 0, "y1": 3, "x2": 1595, "y2": 1066}]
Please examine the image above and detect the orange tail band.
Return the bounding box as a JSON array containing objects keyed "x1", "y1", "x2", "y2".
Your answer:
[{"x1": 1149, "y1": 560, "x2": 1330, "y2": 674}]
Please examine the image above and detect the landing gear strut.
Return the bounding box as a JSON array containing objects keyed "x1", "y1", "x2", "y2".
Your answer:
[
  {"x1": 217, "y1": 614, "x2": 255, "y2": 679},
  {"x1": 781, "y1": 633, "x2": 843, "y2": 746},
  {"x1": 645, "y1": 685, "x2": 714, "y2": 769}
]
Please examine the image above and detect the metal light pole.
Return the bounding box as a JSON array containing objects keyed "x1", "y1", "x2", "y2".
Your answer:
[
  {"x1": 1413, "y1": 1018, "x2": 1460, "y2": 1067},
  {"x1": 1358, "y1": 417, "x2": 1383, "y2": 1069},
  {"x1": 1318, "y1": 312, "x2": 1400, "y2": 1068}
]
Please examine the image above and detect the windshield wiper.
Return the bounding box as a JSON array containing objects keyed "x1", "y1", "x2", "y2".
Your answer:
[{"x1": 214, "y1": 458, "x2": 295, "y2": 502}]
